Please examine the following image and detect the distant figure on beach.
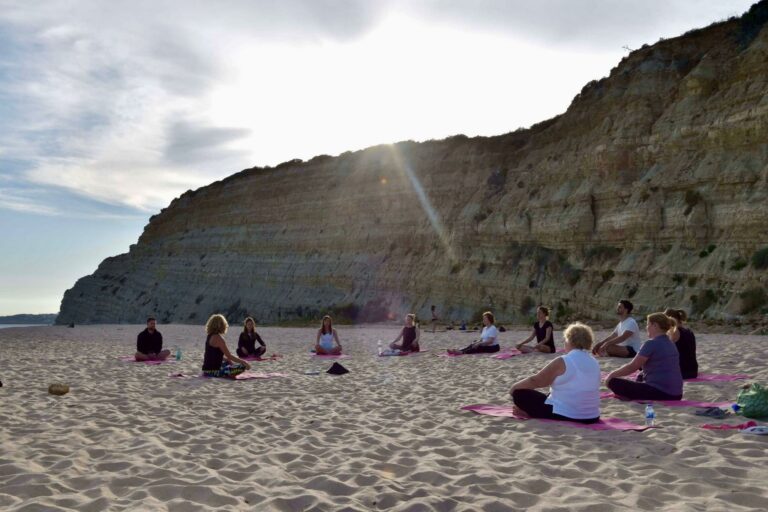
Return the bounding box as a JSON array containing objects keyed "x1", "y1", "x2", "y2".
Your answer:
[
  {"x1": 447, "y1": 311, "x2": 500, "y2": 354},
  {"x1": 459, "y1": 320, "x2": 467, "y2": 331},
  {"x1": 431, "y1": 305, "x2": 438, "y2": 333},
  {"x1": 516, "y1": 306, "x2": 555, "y2": 353},
  {"x1": 510, "y1": 322, "x2": 600, "y2": 423},
  {"x1": 237, "y1": 317, "x2": 266, "y2": 358},
  {"x1": 135, "y1": 317, "x2": 170, "y2": 361},
  {"x1": 605, "y1": 312, "x2": 683, "y2": 400},
  {"x1": 591, "y1": 300, "x2": 643, "y2": 358},
  {"x1": 665, "y1": 308, "x2": 698, "y2": 379},
  {"x1": 202, "y1": 314, "x2": 251, "y2": 378},
  {"x1": 388, "y1": 314, "x2": 421, "y2": 353},
  {"x1": 315, "y1": 315, "x2": 343, "y2": 355}
]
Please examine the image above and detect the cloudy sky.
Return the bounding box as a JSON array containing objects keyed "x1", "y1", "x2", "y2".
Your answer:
[{"x1": 0, "y1": 0, "x2": 756, "y2": 316}]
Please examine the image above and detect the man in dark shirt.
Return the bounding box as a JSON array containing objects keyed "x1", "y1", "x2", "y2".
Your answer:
[{"x1": 135, "y1": 317, "x2": 170, "y2": 361}]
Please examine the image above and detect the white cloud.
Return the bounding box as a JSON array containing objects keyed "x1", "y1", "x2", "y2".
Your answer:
[
  {"x1": 0, "y1": 187, "x2": 62, "y2": 215},
  {"x1": 0, "y1": 0, "x2": 758, "y2": 215}
]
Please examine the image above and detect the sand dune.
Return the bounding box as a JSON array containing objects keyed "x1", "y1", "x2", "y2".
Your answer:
[{"x1": 1, "y1": 324, "x2": 766, "y2": 511}]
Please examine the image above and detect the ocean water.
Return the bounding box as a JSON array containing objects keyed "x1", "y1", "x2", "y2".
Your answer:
[{"x1": 0, "y1": 324, "x2": 41, "y2": 329}]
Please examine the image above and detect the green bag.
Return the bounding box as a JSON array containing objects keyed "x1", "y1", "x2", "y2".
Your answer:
[{"x1": 737, "y1": 383, "x2": 768, "y2": 419}]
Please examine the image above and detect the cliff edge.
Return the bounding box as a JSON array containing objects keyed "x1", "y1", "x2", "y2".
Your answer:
[{"x1": 57, "y1": 2, "x2": 768, "y2": 325}]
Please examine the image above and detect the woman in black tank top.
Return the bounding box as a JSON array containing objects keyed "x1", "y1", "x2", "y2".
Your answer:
[
  {"x1": 389, "y1": 314, "x2": 420, "y2": 353},
  {"x1": 202, "y1": 314, "x2": 251, "y2": 378},
  {"x1": 516, "y1": 306, "x2": 556, "y2": 353},
  {"x1": 665, "y1": 308, "x2": 698, "y2": 379}
]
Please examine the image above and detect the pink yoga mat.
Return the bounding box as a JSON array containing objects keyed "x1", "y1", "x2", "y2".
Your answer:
[
  {"x1": 461, "y1": 404, "x2": 652, "y2": 431},
  {"x1": 599, "y1": 391, "x2": 732, "y2": 408},
  {"x1": 310, "y1": 353, "x2": 351, "y2": 359},
  {"x1": 602, "y1": 372, "x2": 749, "y2": 383},
  {"x1": 701, "y1": 421, "x2": 758, "y2": 430},
  {"x1": 492, "y1": 348, "x2": 564, "y2": 360},
  {"x1": 119, "y1": 355, "x2": 175, "y2": 365},
  {"x1": 438, "y1": 351, "x2": 497, "y2": 358},
  {"x1": 686, "y1": 373, "x2": 750, "y2": 383},
  {"x1": 491, "y1": 350, "x2": 522, "y2": 360},
  {"x1": 169, "y1": 371, "x2": 287, "y2": 380}
]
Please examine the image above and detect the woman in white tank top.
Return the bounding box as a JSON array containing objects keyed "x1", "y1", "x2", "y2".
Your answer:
[
  {"x1": 509, "y1": 322, "x2": 601, "y2": 423},
  {"x1": 314, "y1": 315, "x2": 343, "y2": 355}
]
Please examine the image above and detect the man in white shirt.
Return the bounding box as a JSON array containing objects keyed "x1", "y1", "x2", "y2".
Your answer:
[{"x1": 592, "y1": 300, "x2": 644, "y2": 358}]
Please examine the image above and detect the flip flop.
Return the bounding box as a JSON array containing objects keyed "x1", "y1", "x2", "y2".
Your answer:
[
  {"x1": 694, "y1": 407, "x2": 728, "y2": 419},
  {"x1": 741, "y1": 426, "x2": 768, "y2": 435}
]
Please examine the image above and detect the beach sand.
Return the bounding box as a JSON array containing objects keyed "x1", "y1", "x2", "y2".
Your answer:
[{"x1": 1, "y1": 324, "x2": 767, "y2": 511}]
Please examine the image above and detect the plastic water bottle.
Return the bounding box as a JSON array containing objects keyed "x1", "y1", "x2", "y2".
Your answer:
[
  {"x1": 645, "y1": 404, "x2": 656, "y2": 427},
  {"x1": 377, "y1": 340, "x2": 383, "y2": 356},
  {"x1": 175, "y1": 347, "x2": 182, "y2": 361}
]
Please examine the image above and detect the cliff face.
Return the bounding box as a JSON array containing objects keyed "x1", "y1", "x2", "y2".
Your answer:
[{"x1": 58, "y1": 3, "x2": 768, "y2": 325}]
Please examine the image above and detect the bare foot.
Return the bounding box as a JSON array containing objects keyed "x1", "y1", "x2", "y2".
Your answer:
[{"x1": 512, "y1": 405, "x2": 529, "y2": 418}]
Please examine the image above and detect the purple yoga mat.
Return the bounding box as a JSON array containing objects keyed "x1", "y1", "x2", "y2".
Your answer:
[
  {"x1": 119, "y1": 356, "x2": 175, "y2": 365},
  {"x1": 599, "y1": 391, "x2": 732, "y2": 408},
  {"x1": 461, "y1": 404, "x2": 652, "y2": 431},
  {"x1": 686, "y1": 373, "x2": 750, "y2": 383}
]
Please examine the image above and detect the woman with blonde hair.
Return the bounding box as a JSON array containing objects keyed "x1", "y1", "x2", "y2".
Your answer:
[
  {"x1": 237, "y1": 317, "x2": 266, "y2": 358},
  {"x1": 314, "y1": 315, "x2": 343, "y2": 355},
  {"x1": 447, "y1": 311, "x2": 500, "y2": 354},
  {"x1": 202, "y1": 314, "x2": 251, "y2": 378},
  {"x1": 510, "y1": 322, "x2": 601, "y2": 423},
  {"x1": 605, "y1": 312, "x2": 683, "y2": 400},
  {"x1": 665, "y1": 308, "x2": 698, "y2": 379}
]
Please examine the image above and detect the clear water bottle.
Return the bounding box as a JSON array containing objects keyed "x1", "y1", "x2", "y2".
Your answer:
[
  {"x1": 645, "y1": 404, "x2": 656, "y2": 427},
  {"x1": 175, "y1": 347, "x2": 182, "y2": 361},
  {"x1": 377, "y1": 340, "x2": 383, "y2": 356}
]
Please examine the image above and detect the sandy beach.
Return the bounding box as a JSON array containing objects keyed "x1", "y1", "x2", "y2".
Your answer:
[{"x1": 1, "y1": 324, "x2": 767, "y2": 511}]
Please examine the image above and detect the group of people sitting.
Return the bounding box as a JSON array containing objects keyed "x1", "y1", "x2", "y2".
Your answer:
[
  {"x1": 134, "y1": 311, "x2": 423, "y2": 377},
  {"x1": 134, "y1": 298, "x2": 700, "y2": 420},
  {"x1": 510, "y1": 300, "x2": 698, "y2": 423}
]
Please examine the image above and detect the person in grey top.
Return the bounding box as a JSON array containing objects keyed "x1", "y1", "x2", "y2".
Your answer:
[{"x1": 605, "y1": 312, "x2": 683, "y2": 400}]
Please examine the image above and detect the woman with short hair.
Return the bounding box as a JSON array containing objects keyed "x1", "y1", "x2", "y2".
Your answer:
[
  {"x1": 510, "y1": 322, "x2": 601, "y2": 423},
  {"x1": 447, "y1": 312, "x2": 500, "y2": 354},
  {"x1": 201, "y1": 314, "x2": 251, "y2": 378},
  {"x1": 605, "y1": 312, "x2": 683, "y2": 400}
]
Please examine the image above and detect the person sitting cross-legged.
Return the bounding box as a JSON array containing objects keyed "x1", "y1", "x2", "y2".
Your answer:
[
  {"x1": 135, "y1": 317, "x2": 170, "y2": 361},
  {"x1": 510, "y1": 322, "x2": 601, "y2": 424},
  {"x1": 605, "y1": 312, "x2": 683, "y2": 401},
  {"x1": 447, "y1": 311, "x2": 500, "y2": 355}
]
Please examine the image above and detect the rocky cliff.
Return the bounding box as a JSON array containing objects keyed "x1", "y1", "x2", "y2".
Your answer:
[{"x1": 57, "y1": 2, "x2": 768, "y2": 326}]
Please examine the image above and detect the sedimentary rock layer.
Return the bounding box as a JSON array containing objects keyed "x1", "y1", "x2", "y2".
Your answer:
[{"x1": 57, "y1": 3, "x2": 768, "y2": 325}]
